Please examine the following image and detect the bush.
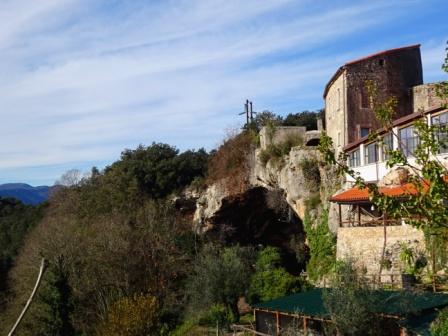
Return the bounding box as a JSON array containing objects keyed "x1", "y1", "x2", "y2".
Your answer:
[
  {"x1": 299, "y1": 157, "x2": 321, "y2": 190},
  {"x1": 97, "y1": 294, "x2": 159, "y2": 336},
  {"x1": 431, "y1": 308, "x2": 448, "y2": 336},
  {"x1": 186, "y1": 244, "x2": 254, "y2": 322},
  {"x1": 322, "y1": 260, "x2": 378, "y2": 336},
  {"x1": 207, "y1": 130, "x2": 256, "y2": 194},
  {"x1": 304, "y1": 192, "x2": 321, "y2": 210},
  {"x1": 198, "y1": 304, "x2": 232, "y2": 330},
  {"x1": 303, "y1": 210, "x2": 336, "y2": 281},
  {"x1": 248, "y1": 247, "x2": 304, "y2": 304}
]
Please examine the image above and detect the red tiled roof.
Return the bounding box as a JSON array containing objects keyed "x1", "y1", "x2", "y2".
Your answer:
[
  {"x1": 331, "y1": 176, "x2": 448, "y2": 203},
  {"x1": 330, "y1": 183, "x2": 418, "y2": 203}
]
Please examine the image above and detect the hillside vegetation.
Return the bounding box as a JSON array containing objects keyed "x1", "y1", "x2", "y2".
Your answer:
[{"x1": 0, "y1": 133, "x2": 315, "y2": 335}]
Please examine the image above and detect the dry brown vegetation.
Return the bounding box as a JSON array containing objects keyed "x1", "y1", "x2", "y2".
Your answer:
[{"x1": 207, "y1": 130, "x2": 257, "y2": 195}]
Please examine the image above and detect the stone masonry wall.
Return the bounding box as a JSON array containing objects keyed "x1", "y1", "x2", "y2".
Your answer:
[
  {"x1": 413, "y1": 83, "x2": 448, "y2": 112},
  {"x1": 325, "y1": 70, "x2": 346, "y2": 156},
  {"x1": 259, "y1": 126, "x2": 306, "y2": 150},
  {"x1": 337, "y1": 225, "x2": 425, "y2": 279}
]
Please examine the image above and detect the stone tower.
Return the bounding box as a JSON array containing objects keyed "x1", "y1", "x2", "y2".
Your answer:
[{"x1": 323, "y1": 44, "x2": 423, "y2": 154}]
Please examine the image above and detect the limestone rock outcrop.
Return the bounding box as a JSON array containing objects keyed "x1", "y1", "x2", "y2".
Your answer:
[
  {"x1": 193, "y1": 145, "x2": 340, "y2": 234},
  {"x1": 378, "y1": 167, "x2": 411, "y2": 187}
]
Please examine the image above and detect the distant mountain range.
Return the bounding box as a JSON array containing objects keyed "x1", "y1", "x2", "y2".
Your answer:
[{"x1": 0, "y1": 183, "x2": 51, "y2": 205}]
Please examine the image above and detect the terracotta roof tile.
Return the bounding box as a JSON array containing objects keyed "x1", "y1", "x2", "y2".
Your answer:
[
  {"x1": 330, "y1": 183, "x2": 418, "y2": 203},
  {"x1": 330, "y1": 176, "x2": 448, "y2": 203}
]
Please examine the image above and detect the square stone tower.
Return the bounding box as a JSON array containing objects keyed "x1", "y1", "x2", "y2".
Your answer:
[{"x1": 323, "y1": 44, "x2": 423, "y2": 154}]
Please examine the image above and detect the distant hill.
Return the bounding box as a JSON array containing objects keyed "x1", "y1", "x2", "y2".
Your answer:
[{"x1": 0, "y1": 183, "x2": 51, "y2": 205}]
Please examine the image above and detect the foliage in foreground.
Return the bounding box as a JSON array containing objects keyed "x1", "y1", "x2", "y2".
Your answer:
[
  {"x1": 96, "y1": 294, "x2": 159, "y2": 336},
  {"x1": 303, "y1": 210, "x2": 336, "y2": 282},
  {"x1": 248, "y1": 246, "x2": 306, "y2": 304},
  {"x1": 186, "y1": 243, "x2": 254, "y2": 322},
  {"x1": 0, "y1": 143, "x2": 207, "y2": 335},
  {"x1": 27, "y1": 257, "x2": 75, "y2": 336},
  {"x1": 0, "y1": 197, "x2": 46, "y2": 308},
  {"x1": 323, "y1": 261, "x2": 378, "y2": 335},
  {"x1": 431, "y1": 308, "x2": 448, "y2": 336}
]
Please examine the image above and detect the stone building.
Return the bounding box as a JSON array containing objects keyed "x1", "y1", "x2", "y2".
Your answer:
[
  {"x1": 325, "y1": 44, "x2": 447, "y2": 283},
  {"x1": 324, "y1": 44, "x2": 423, "y2": 155}
]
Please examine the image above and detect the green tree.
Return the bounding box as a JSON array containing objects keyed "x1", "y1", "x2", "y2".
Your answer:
[
  {"x1": 0, "y1": 198, "x2": 46, "y2": 297},
  {"x1": 248, "y1": 246, "x2": 303, "y2": 303},
  {"x1": 31, "y1": 256, "x2": 75, "y2": 336},
  {"x1": 303, "y1": 210, "x2": 336, "y2": 281},
  {"x1": 186, "y1": 244, "x2": 254, "y2": 321},
  {"x1": 322, "y1": 260, "x2": 378, "y2": 336},
  {"x1": 252, "y1": 110, "x2": 283, "y2": 131},
  {"x1": 106, "y1": 143, "x2": 208, "y2": 200},
  {"x1": 283, "y1": 109, "x2": 323, "y2": 130}
]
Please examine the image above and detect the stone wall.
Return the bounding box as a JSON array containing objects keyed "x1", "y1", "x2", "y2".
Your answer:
[
  {"x1": 344, "y1": 46, "x2": 423, "y2": 144},
  {"x1": 259, "y1": 126, "x2": 306, "y2": 150},
  {"x1": 337, "y1": 224, "x2": 425, "y2": 278},
  {"x1": 413, "y1": 83, "x2": 448, "y2": 112},
  {"x1": 325, "y1": 70, "x2": 346, "y2": 156}
]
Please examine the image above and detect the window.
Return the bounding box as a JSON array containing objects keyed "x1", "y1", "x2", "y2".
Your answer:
[
  {"x1": 378, "y1": 59, "x2": 385, "y2": 66},
  {"x1": 360, "y1": 127, "x2": 370, "y2": 138},
  {"x1": 364, "y1": 142, "x2": 377, "y2": 164},
  {"x1": 431, "y1": 112, "x2": 448, "y2": 154},
  {"x1": 348, "y1": 149, "x2": 360, "y2": 167},
  {"x1": 399, "y1": 125, "x2": 419, "y2": 157},
  {"x1": 382, "y1": 133, "x2": 393, "y2": 161}
]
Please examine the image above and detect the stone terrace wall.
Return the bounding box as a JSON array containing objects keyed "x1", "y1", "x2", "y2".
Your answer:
[
  {"x1": 259, "y1": 126, "x2": 306, "y2": 150},
  {"x1": 337, "y1": 225, "x2": 425, "y2": 279}
]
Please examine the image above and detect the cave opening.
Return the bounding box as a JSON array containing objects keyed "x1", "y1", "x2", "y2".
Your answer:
[{"x1": 208, "y1": 187, "x2": 308, "y2": 275}]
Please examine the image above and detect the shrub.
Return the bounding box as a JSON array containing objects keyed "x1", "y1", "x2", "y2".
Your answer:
[
  {"x1": 322, "y1": 260, "x2": 378, "y2": 335},
  {"x1": 299, "y1": 157, "x2": 321, "y2": 190},
  {"x1": 303, "y1": 210, "x2": 336, "y2": 281},
  {"x1": 97, "y1": 294, "x2": 159, "y2": 336},
  {"x1": 304, "y1": 192, "x2": 321, "y2": 210},
  {"x1": 198, "y1": 304, "x2": 232, "y2": 330},
  {"x1": 248, "y1": 247, "x2": 304, "y2": 304},
  {"x1": 186, "y1": 244, "x2": 254, "y2": 322},
  {"x1": 431, "y1": 308, "x2": 448, "y2": 336},
  {"x1": 207, "y1": 130, "x2": 256, "y2": 194}
]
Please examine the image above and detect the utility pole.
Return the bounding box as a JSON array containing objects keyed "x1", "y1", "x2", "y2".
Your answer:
[{"x1": 238, "y1": 99, "x2": 257, "y2": 128}]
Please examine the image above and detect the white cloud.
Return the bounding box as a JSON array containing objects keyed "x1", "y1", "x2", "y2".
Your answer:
[{"x1": 0, "y1": 0, "x2": 443, "y2": 184}]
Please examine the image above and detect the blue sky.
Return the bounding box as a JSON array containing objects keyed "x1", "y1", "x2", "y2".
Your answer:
[{"x1": 0, "y1": 0, "x2": 447, "y2": 186}]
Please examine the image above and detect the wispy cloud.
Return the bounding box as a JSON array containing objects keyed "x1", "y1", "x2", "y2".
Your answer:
[{"x1": 0, "y1": 0, "x2": 446, "y2": 185}]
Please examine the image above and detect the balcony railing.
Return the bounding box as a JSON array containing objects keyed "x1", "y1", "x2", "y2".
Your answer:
[{"x1": 340, "y1": 219, "x2": 401, "y2": 228}]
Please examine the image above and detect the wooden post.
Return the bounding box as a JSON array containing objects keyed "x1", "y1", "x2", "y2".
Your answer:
[
  {"x1": 357, "y1": 205, "x2": 361, "y2": 226},
  {"x1": 432, "y1": 235, "x2": 437, "y2": 292},
  {"x1": 276, "y1": 312, "x2": 280, "y2": 335},
  {"x1": 338, "y1": 203, "x2": 342, "y2": 227},
  {"x1": 303, "y1": 317, "x2": 308, "y2": 336}
]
